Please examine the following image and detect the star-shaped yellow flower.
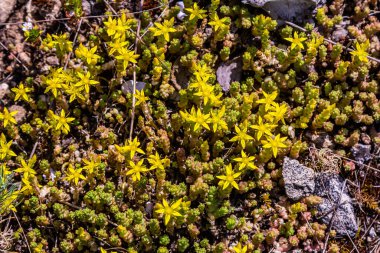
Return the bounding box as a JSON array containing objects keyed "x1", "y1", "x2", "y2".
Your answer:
[
  {"x1": 185, "y1": 3, "x2": 206, "y2": 21},
  {"x1": 155, "y1": 198, "x2": 183, "y2": 225},
  {"x1": 115, "y1": 137, "x2": 145, "y2": 159},
  {"x1": 261, "y1": 134, "x2": 287, "y2": 158},
  {"x1": 149, "y1": 17, "x2": 176, "y2": 42},
  {"x1": 250, "y1": 116, "x2": 277, "y2": 140},
  {"x1": 14, "y1": 155, "x2": 37, "y2": 178},
  {"x1": 216, "y1": 164, "x2": 241, "y2": 190},
  {"x1": 350, "y1": 40, "x2": 370, "y2": 63},
  {"x1": 230, "y1": 125, "x2": 254, "y2": 149},
  {"x1": 0, "y1": 133, "x2": 16, "y2": 160},
  {"x1": 65, "y1": 164, "x2": 86, "y2": 185},
  {"x1": 233, "y1": 150, "x2": 257, "y2": 171},
  {"x1": 52, "y1": 110, "x2": 75, "y2": 134},
  {"x1": 208, "y1": 13, "x2": 229, "y2": 32},
  {"x1": 0, "y1": 108, "x2": 17, "y2": 127},
  {"x1": 210, "y1": 106, "x2": 228, "y2": 132},
  {"x1": 135, "y1": 89, "x2": 149, "y2": 106},
  {"x1": 115, "y1": 48, "x2": 139, "y2": 70},
  {"x1": 285, "y1": 31, "x2": 307, "y2": 50},
  {"x1": 126, "y1": 159, "x2": 151, "y2": 182},
  {"x1": 256, "y1": 91, "x2": 278, "y2": 111},
  {"x1": 232, "y1": 242, "x2": 247, "y2": 253},
  {"x1": 12, "y1": 83, "x2": 32, "y2": 102}
]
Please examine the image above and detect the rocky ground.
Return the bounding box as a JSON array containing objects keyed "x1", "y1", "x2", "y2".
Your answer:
[{"x1": 0, "y1": 0, "x2": 379, "y2": 252}]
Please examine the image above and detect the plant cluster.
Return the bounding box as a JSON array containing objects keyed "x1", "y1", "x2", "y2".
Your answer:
[{"x1": 0, "y1": 0, "x2": 379, "y2": 252}]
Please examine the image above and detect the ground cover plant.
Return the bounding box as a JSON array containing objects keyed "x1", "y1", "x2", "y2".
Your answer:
[{"x1": 0, "y1": 0, "x2": 379, "y2": 252}]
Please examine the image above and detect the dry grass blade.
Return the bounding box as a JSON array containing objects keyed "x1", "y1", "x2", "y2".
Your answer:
[{"x1": 307, "y1": 147, "x2": 342, "y2": 173}]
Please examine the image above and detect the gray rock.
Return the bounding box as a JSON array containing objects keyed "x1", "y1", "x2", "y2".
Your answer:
[
  {"x1": 9, "y1": 105, "x2": 26, "y2": 123},
  {"x1": 46, "y1": 56, "x2": 60, "y2": 66},
  {"x1": 216, "y1": 57, "x2": 242, "y2": 92},
  {"x1": 314, "y1": 173, "x2": 358, "y2": 237},
  {"x1": 242, "y1": 0, "x2": 325, "y2": 21},
  {"x1": 282, "y1": 157, "x2": 316, "y2": 200},
  {"x1": 121, "y1": 80, "x2": 146, "y2": 95},
  {"x1": 0, "y1": 0, "x2": 16, "y2": 23},
  {"x1": 351, "y1": 144, "x2": 371, "y2": 164},
  {"x1": 176, "y1": 1, "x2": 187, "y2": 21}
]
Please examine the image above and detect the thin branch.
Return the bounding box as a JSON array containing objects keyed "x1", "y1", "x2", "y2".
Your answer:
[
  {"x1": 12, "y1": 210, "x2": 31, "y2": 253},
  {"x1": 64, "y1": 18, "x2": 83, "y2": 70},
  {"x1": 29, "y1": 138, "x2": 39, "y2": 159},
  {"x1": 0, "y1": 42, "x2": 29, "y2": 71},
  {"x1": 129, "y1": 0, "x2": 143, "y2": 141}
]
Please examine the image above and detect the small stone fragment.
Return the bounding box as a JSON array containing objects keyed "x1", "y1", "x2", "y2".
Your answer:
[
  {"x1": 242, "y1": 0, "x2": 325, "y2": 21},
  {"x1": 121, "y1": 80, "x2": 146, "y2": 95},
  {"x1": 216, "y1": 57, "x2": 242, "y2": 92},
  {"x1": 282, "y1": 157, "x2": 316, "y2": 200},
  {"x1": 351, "y1": 144, "x2": 372, "y2": 164},
  {"x1": 314, "y1": 173, "x2": 358, "y2": 237},
  {"x1": 46, "y1": 56, "x2": 60, "y2": 66},
  {"x1": 9, "y1": 105, "x2": 26, "y2": 123},
  {"x1": 0, "y1": 0, "x2": 17, "y2": 23}
]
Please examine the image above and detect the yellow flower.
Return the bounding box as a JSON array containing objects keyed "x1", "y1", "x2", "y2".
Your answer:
[
  {"x1": 12, "y1": 83, "x2": 32, "y2": 102},
  {"x1": 350, "y1": 40, "x2": 370, "y2": 63},
  {"x1": 107, "y1": 36, "x2": 129, "y2": 55},
  {"x1": 261, "y1": 134, "x2": 287, "y2": 158},
  {"x1": 180, "y1": 107, "x2": 210, "y2": 132},
  {"x1": 51, "y1": 33, "x2": 73, "y2": 53},
  {"x1": 147, "y1": 152, "x2": 169, "y2": 170},
  {"x1": 185, "y1": 3, "x2": 207, "y2": 21},
  {"x1": 250, "y1": 116, "x2": 277, "y2": 140},
  {"x1": 0, "y1": 190, "x2": 19, "y2": 213},
  {"x1": 265, "y1": 103, "x2": 288, "y2": 124},
  {"x1": 43, "y1": 68, "x2": 65, "y2": 98},
  {"x1": 192, "y1": 63, "x2": 212, "y2": 82},
  {"x1": 126, "y1": 159, "x2": 151, "y2": 182},
  {"x1": 155, "y1": 198, "x2": 183, "y2": 225},
  {"x1": 149, "y1": 17, "x2": 176, "y2": 42},
  {"x1": 103, "y1": 16, "x2": 118, "y2": 37},
  {"x1": 0, "y1": 133, "x2": 16, "y2": 160},
  {"x1": 193, "y1": 83, "x2": 215, "y2": 105},
  {"x1": 14, "y1": 155, "x2": 37, "y2": 178},
  {"x1": 82, "y1": 155, "x2": 101, "y2": 175},
  {"x1": 0, "y1": 163, "x2": 11, "y2": 176},
  {"x1": 208, "y1": 13, "x2": 229, "y2": 32},
  {"x1": 0, "y1": 107, "x2": 17, "y2": 127},
  {"x1": 65, "y1": 84, "x2": 85, "y2": 103},
  {"x1": 75, "y1": 44, "x2": 100, "y2": 65},
  {"x1": 52, "y1": 110, "x2": 75, "y2": 134},
  {"x1": 256, "y1": 91, "x2": 278, "y2": 111},
  {"x1": 115, "y1": 48, "x2": 139, "y2": 70},
  {"x1": 233, "y1": 150, "x2": 257, "y2": 171},
  {"x1": 116, "y1": 13, "x2": 132, "y2": 37},
  {"x1": 20, "y1": 175, "x2": 34, "y2": 195},
  {"x1": 135, "y1": 89, "x2": 149, "y2": 106},
  {"x1": 210, "y1": 106, "x2": 228, "y2": 132},
  {"x1": 216, "y1": 164, "x2": 241, "y2": 190},
  {"x1": 75, "y1": 71, "x2": 99, "y2": 93},
  {"x1": 100, "y1": 247, "x2": 117, "y2": 253},
  {"x1": 65, "y1": 164, "x2": 86, "y2": 185},
  {"x1": 232, "y1": 242, "x2": 247, "y2": 253},
  {"x1": 285, "y1": 31, "x2": 307, "y2": 50},
  {"x1": 188, "y1": 74, "x2": 209, "y2": 90},
  {"x1": 229, "y1": 125, "x2": 254, "y2": 149},
  {"x1": 115, "y1": 137, "x2": 145, "y2": 159}
]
